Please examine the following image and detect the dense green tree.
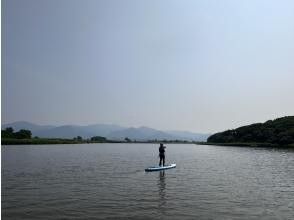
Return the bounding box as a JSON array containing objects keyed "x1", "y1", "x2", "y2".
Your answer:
[
  {"x1": 14, "y1": 129, "x2": 32, "y2": 139},
  {"x1": 124, "y1": 137, "x2": 131, "y2": 142},
  {"x1": 2, "y1": 128, "x2": 32, "y2": 139},
  {"x1": 2, "y1": 127, "x2": 14, "y2": 138},
  {"x1": 73, "y1": 136, "x2": 83, "y2": 141},
  {"x1": 91, "y1": 136, "x2": 107, "y2": 142}
]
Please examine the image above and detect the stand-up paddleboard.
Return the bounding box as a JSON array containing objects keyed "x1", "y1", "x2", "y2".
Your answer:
[{"x1": 145, "y1": 164, "x2": 176, "y2": 172}]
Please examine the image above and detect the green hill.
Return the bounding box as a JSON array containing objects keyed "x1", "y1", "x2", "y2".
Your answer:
[{"x1": 207, "y1": 116, "x2": 294, "y2": 146}]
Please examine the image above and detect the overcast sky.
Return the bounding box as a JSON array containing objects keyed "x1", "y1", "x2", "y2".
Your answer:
[{"x1": 2, "y1": 0, "x2": 294, "y2": 133}]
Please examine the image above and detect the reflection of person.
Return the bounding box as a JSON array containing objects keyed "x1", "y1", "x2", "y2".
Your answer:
[
  {"x1": 158, "y1": 143, "x2": 166, "y2": 166},
  {"x1": 158, "y1": 171, "x2": 166, "y2": 210}
]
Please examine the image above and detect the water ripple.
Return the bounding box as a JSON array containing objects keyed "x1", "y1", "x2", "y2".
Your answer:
[{"x1": 2, "y1": 144, "x2": 294, "y2": 219}]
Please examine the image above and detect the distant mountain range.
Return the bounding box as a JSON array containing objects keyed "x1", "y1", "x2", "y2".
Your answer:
[{"x1": 2, "y1": 121, "x2": 210, "y2": 141}]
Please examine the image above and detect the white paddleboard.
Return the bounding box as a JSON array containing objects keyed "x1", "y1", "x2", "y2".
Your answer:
[{"x1": 145, "y1": 163, "x2": 176, "y2": 172}]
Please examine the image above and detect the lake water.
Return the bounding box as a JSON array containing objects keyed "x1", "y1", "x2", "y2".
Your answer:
[{"x1": 2, "y1": 144, "x2": 294, "y2": 219}]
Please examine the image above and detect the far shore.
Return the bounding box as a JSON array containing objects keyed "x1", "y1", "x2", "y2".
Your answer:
[
  {"x1": 2, "y1": 138, "x2": 293, "y2": 148},
  {"x1": 1, "y1": 138, "x2": 195, "y2": 145}
]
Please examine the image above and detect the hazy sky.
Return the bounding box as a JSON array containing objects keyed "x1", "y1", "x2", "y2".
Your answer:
[{"x1": 2, "y1": 0, "x2": 294, "y2": 133}]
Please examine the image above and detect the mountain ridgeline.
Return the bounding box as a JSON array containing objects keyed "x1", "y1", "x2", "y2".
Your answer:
[
  {"x1": 207, "y1": 116, "x2": 294, "y2": 146},
  {"x1": 2, "y1": 121, "x2": 210, "y2": 142}
]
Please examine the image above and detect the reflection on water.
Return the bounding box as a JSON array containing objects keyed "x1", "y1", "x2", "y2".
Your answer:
[{"x1": 158, "y1": 171, "x2": 166, "y2": 215}]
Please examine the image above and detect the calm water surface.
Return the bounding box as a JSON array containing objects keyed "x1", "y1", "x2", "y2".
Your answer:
[{"x1": 2, "y1": 144, "x2": 294, "y2": 219}]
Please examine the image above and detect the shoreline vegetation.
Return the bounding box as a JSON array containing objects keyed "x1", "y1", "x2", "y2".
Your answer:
[
  {"x1": 2, "y1": 138, "x2": 293, "y2": 148},
  {"x1": 1, "y1": 138, "x2": 194, "y2": 145}
]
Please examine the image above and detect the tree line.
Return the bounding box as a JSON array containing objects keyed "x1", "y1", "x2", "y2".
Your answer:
[
  {"x1": 2, "y1": 127, "x2": 32, "y2": 139},
  {"x1": 1, "y1": 127, "x2": 110, "y2": 142}
]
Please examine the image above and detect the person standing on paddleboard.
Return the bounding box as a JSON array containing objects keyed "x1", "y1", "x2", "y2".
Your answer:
[{"x1": 159, "y1": 143, "x2": 166, "y2": 166}]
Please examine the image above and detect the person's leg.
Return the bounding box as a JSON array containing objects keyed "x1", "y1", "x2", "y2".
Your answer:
[
  {"x1": 159, "y1": 156, "x2": 162, "y2": 166},
  {"x1": 163, "y1": 155, "x2": 165, "y2": 166}
]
